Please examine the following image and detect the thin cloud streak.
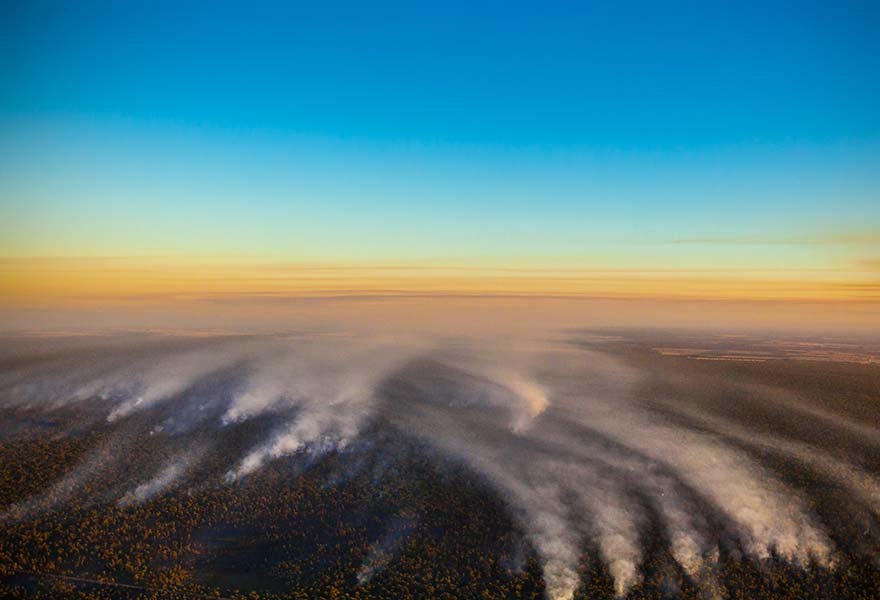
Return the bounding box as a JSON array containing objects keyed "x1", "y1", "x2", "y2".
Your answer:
[{"x1": 668, "y1": 232, "x2": 880, "y2": 245}]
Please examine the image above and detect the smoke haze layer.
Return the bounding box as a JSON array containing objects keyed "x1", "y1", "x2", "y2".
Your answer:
[{"x1": 1, "y1": 331, "x2": 879, "y2": 599}]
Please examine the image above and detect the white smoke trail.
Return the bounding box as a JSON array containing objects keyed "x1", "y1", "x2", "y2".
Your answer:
[
  {"x1": 378, "y1": 345, "x2": 840, "y2": 599},
  {"x1": 673, "y1": 403, "x2": 880, "y2": 520},
  {"x1": 2, "y1": 332, "x2": 875, "y2": 600},
  {"x1": 356, "y1": 516, "x2": 416, "y2": 585},
  {"x1": 544, "y1": 348, "x2": 835, "y2": 568},
  {"x1": 226, "y1": 338, "x2": 417, "y2": 480},
  {"x1": 102, "y1": 341, "x2": 262, "y2": 422},
  {"x1": 119, "y1": 446, "x2": 205, "y2": 506},
  {"x1": 1, "y1": 432, "x2": 125, "y2": 521}
]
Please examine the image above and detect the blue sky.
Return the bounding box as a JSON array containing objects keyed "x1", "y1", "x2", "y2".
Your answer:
[
  {"x1": 1, "y1": 1, "x2": 878, "y2": 265},
  {"x1": 4, "y1": 1, "x2": 878, "y2": 146}
]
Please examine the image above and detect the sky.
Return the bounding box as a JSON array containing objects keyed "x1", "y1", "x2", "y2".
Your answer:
[{"x1": 1, "y1": 1, "x2": 878, "y2": 331}]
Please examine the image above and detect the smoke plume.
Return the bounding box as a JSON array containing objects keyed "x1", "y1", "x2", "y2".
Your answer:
[{"x1": 1, "y1": 331, "x2": 878, "y2": 599}]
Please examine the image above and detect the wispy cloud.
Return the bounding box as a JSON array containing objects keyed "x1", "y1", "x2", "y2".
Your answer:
[
  {"x1": 668, "y1": 231, "x2": 880, "y2": 246},
  {"x1": 858, "y1": 258, "x2": 880, "y2": 271}
]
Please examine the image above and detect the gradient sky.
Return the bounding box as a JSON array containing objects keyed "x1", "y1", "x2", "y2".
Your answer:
[{"x1": 1, "y1": 1, "x2": 879, "y2": 327}]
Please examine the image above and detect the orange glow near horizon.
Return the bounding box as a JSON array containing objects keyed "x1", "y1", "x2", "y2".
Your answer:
[
  {"x1": 2, "y1": 256, "x2": 877, "y2": 333},
  {"x1": 2, "y1": 256, "x2": 878, "y2": 303}
]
